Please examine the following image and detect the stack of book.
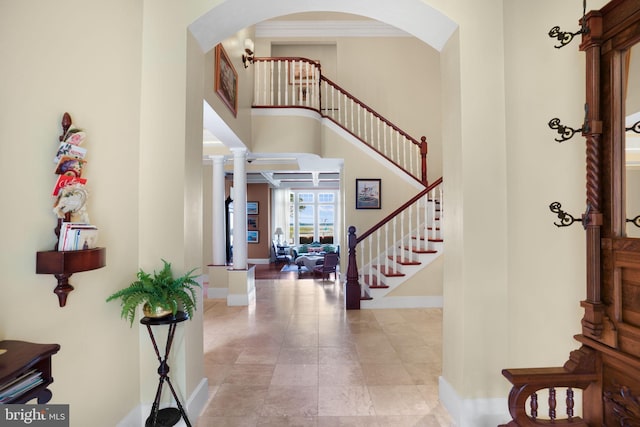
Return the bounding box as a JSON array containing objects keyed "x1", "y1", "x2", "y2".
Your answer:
[
  {"x1": 58, "y1": 222, "x2": 98, "y2": 251},
  {"x1": 0, "y1": 370, "x2": 44, "y2": 403}
]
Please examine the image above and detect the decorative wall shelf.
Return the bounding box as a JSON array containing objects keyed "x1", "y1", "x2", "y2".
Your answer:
[
  {"x1": 36, "y1": 247, "x2": 106, "y2": 307},
  {"x1": 35, "y1": 112, "x2": 107, "y2": 308}
]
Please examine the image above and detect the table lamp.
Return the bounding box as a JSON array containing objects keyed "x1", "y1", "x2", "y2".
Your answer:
[{"x1": 275, "y1": 227, "x2": 284, "y2": 245}]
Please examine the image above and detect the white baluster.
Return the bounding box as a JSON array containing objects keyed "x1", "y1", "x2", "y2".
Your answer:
[
  {"x1": 395, "y1": 132, "x2": 400, "y2": 168},
  {"x1": 384, "y1": 222, "x2": 389, "y2": 276},
  {"x1": 392, "y1": 217, "x2": 397, "y2": 274},
  {"x1": 254, "y1": 60, "x2": 259, "y2": 105},
  {"x1": 423, "y1": 193, "x2": 429, "y2": 251},
  {"x1": 375, "y1": 229, "x2": 381, "y2": 287},
  {"x1": 438, "y1": 185, "x2": 443, "y2": 240}
]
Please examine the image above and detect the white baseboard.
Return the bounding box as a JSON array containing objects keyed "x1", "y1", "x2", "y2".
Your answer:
[
  {"x1": 116, "y1": 377, "x2": 209, "y2": 427},
  {"x1": 439, "y1": 376, "x2": 510, "y2": 427},
  {"x1": 227, "y1": 286, "x2": 256, "y2": 306},
  {"x1": 360, "y1": 296, "x2": 443, "y2": 309},
  {"x1": 248, "y1": 258, "x2": 270, "y2": 264},
  {"x1": 207, "y1": 287, "x2": 228, "y2": 299}
]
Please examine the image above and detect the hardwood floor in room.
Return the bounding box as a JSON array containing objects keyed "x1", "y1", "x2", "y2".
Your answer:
[{"x1": 197, "y1": 263, "x2": 453, "y2": 426}]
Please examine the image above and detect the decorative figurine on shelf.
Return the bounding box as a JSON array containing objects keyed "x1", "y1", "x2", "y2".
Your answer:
[
  {"x1": 53, "y1": 183, "x2": 90, "y2": 223},
  {"x1": 51, "y1": 112, "x2": 91, "y2": 224}
]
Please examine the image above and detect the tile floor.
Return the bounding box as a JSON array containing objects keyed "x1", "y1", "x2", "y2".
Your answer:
[{"x1": 197, "y1": 273, "x2": 454, "y2": 426}]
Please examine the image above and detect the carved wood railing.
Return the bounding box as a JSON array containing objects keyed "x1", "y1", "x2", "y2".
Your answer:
[
  {"x1": 252, "y1": 57, "x2": 428, "y2": 185},
  {"x1": 499, "y1": 346, "x2": 600, "y2": 426},
  {"x1": 354, "y1": 178, "x2": 442, "y2": 298}
]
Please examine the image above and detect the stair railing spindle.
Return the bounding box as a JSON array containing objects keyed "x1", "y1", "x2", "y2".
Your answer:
[
  {"x1": 384, "y1": 222, "x2": 389, "y2": 275},
  {"x1": 566, "y1": 387, "x2": 574, "y2": 420},
  {"x1": 423, "y1": 194, "x2": 429, "y2": 251},
  {"x1": 549, "y1": 387, "x2": 556, "y2": 420},
  {"x1": 375, "y1": 229, "x2": 381, "y2": 287}
]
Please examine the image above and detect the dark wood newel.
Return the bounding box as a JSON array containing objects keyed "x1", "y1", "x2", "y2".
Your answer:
[
  {"x1": 345, "y1": 226, "x2": 360, "y2": 309},
  {"x1": 420, "y1": 136, "x2": 428, "y2": 186}
]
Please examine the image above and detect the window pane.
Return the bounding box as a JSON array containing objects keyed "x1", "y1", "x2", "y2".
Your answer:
[
  {"x1": 319, "y1": 205, "x2": 334, "y2": 244},
  {"x1": 318, "y1": 193, "x2": 335, "y2": 203},
  {"x1": 299, "y1": 193, "x2": 314, "y2": 203},
  {"x1": 298, "y1": 204, "x2": 314, "y2": 244}
]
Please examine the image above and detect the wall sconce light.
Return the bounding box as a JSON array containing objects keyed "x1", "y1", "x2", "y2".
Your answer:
[{"x1": 242, "y1": 38, "x2": 254, "y2": 68}]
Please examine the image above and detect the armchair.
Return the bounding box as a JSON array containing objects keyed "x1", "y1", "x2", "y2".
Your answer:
[
  {"x1": 313, "y1": 252, "x2": 339, "y2": 281},
  {"x1": 272, "y1": 241, "x2": 292, "y2": 265}
]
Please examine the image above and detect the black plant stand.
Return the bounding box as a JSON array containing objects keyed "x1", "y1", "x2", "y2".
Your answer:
[{"x1": 140, "y1": 311, "x2": 191, "y2": 427}]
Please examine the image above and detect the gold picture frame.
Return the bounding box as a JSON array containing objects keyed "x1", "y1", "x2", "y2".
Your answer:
[{"x1": 214, "y1": 44, "x2": 238, "y2": 117}]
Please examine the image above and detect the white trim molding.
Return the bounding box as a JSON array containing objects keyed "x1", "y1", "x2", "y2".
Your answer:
[
  {"x1": 439, "y1": 376, "x2": 510, "y2": 427},
  {"x1": 256, "y1": 20, "x2": 411, "y2": 38}
]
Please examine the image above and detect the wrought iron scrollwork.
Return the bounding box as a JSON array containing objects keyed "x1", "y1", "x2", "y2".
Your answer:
[
  {"x1": 548, "y1": 0, "x2": 589, "y2": 49},
  {"x1": 627, "y1": 120, "x2": 640, "y2": 134},
  {"x1": 627, "y1": 215, "x2": 640, "y2": 228},
  {"x1": 549, "y1": 118, "x2": 584, "y2": 143},
  {"x1": 549, "y1": 105, "x2": 590, "y2": 143},
  {"x1": 549, "y1": 202, "x2": 591, "y2": 229}
]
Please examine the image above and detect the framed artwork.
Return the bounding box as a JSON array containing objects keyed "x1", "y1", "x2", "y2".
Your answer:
[
  {"x1": 356, "y1": 179, "x2": 381, "y2": 209},
  {"x1": 247, "y1": 230, "x2": 259, "y2": 243},
  {"x1": 214, "y1": 43, "x2": 238, "y2": 117},
  {"x1": 248, "y1": 215, "x2": 258, "y2": 230},
  {"x1": 247, "y1": 201, "x2": 259, "y2": 215},
  {"x1": 289, "y1": 60, "x2": 318, "y2": 85}
]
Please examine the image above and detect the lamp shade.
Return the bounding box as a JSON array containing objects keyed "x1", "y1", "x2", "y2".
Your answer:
[{"x1": 275, "y1": 227, "x2": 283, "y2": 235}]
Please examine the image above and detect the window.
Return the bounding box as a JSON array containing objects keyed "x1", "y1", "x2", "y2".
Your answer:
[{"x1": 289, "y1": 190, "x2": 337, "y2": 245}]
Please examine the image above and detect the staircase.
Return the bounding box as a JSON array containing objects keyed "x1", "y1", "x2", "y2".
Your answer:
[
  {"x1": 252, "y1": 57, "x2": 443, "y2": 309},
  {"x1": 357, "y1": 179, "x2": 443, "y2": 308}
]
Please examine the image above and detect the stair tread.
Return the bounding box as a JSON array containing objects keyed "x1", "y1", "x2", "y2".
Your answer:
[
  {"x1": 387, "y1": 255, "x2": 421, "y2": 265},
  {"x1": 363, "y1": 274, "x2": 389, "y2": 288},
  {"x1": 406, "y1": 246, "x2": 438, "y2": 254},
  {"x1": 372, "y1": 265, "x2": 405, "y2": 277}
]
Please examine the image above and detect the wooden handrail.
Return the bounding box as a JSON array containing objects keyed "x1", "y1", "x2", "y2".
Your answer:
[
  {"x1": 499, "y1": 346, "x2": 599, "y2": 426},
  {"x1": 320, "y1": 75, "x2": 421, "y2": 147},
  {"x1": 253, "y1": 56, "x2": 428, "y2": 184},
  {"x1": 357, "y1": 177, "x2": 442, "y2": 244}
]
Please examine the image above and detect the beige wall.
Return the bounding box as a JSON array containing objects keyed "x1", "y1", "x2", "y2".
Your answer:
[
  {"x1": 1, "y1": 1, "x2": 144, "y2": 425},
  {"x1": 1, "y1": 0, "x2": 619, "y2": 425},
  {"x1": 258, "y1": 36, "x2": 443, "y2": 183}
]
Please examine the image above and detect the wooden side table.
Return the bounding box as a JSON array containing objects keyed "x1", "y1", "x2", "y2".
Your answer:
[
  {"x1": 0, "y1": 340, "x2": 60, "y2": 404},
  {"x1": 140, "y1": 312, "x2": 191, "y2": 427}
]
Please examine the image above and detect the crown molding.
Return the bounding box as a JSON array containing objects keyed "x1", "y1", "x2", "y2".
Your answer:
[{"x1": 255, "y1": 20, "x2": 411, "y2": 38}]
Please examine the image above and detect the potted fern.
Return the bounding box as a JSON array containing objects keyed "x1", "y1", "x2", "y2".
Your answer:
[{"x1": 106, "y1": 259, "x2": 201, "y2": 326}]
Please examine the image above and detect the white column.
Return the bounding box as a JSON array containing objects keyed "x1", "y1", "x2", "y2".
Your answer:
[
  {"x1": 212, "y1": 155, "x2": 226, "y2": 266},
  {"x1": 231, "y1": 148, "x2": 247, "y2": 270}
]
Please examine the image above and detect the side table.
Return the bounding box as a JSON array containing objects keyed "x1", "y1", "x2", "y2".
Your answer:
[
  {"x1": 0, "y1": 340, "x2": 60, "y2": 404},
  {"x1": 140, "y1": 311, "x2": 191, "y2": 427}
]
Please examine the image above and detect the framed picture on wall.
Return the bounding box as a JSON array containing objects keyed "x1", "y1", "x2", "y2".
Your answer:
[
  {"x1": 355, "y1": 179, "x2": 381, "y2": 209},
  {"x1": 248, "y1": 215, "x2": 258, "y2": 230},
  {"x1": 214, "y1": 43, "x2": 238, "y2": 117},
  {"x1": 247, "y1": 230, "x2": 259, "y2": 243},
  {"x1": 247, "y1": 201, "x2": 259, "y2": 215}
]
